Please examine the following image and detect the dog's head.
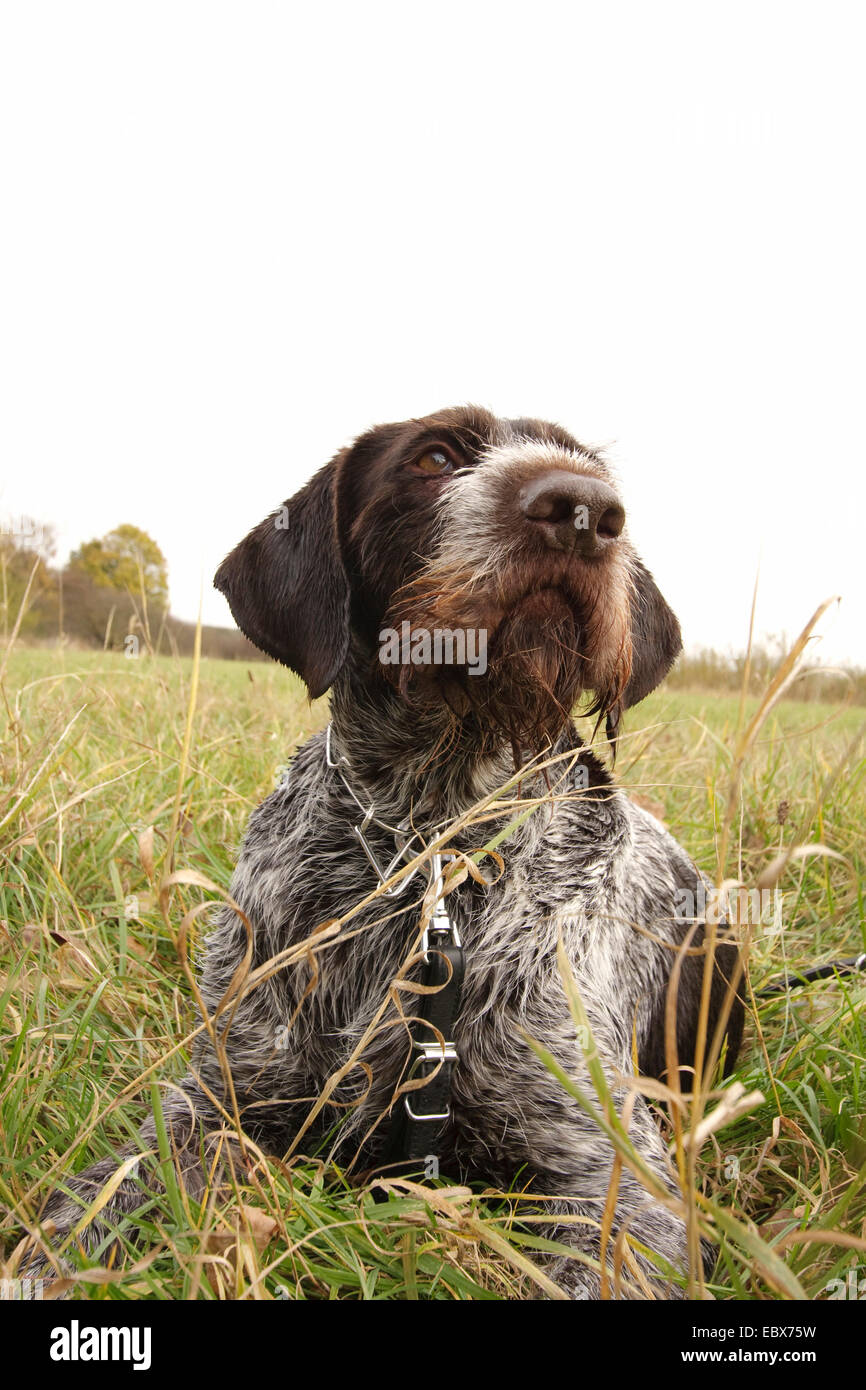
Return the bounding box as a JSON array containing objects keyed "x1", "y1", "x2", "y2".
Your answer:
[{"x1": 214, "y1": 406, "x2": 681, "y2": 751}]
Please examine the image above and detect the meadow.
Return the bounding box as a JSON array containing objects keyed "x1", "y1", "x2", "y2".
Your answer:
[{"x1": 1, "y1": 643, "x2": 864, "y2": 1300}]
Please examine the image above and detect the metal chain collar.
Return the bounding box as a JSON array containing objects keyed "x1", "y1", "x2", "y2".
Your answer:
[{"x1": 325, "y1": 721, "x2": 453, "y2": 899}]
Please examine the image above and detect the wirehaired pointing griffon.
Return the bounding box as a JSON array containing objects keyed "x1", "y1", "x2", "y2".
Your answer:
[{"x1": 30, "y1": 406, "x2": 744, "y2": 1299}]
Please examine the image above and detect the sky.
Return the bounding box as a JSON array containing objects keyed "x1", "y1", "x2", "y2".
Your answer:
[{"x1": 2, "y1": 2, "x2": 864, "y2": 667}]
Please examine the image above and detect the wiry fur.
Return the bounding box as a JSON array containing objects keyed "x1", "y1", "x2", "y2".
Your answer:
[{"x1": 20, "y1": 406, "x2": 744, "y2": 1299}]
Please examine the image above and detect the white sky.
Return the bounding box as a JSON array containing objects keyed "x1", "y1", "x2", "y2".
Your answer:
[{"x1": 2, "y1": 2, "x2": 864, "y2": 665}]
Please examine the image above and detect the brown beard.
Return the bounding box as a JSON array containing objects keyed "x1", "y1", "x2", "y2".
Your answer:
[
  {"x1": 471, "y1": 593, "x2": 587, "y2": 749},
  {"x1": 380, "y1": 568, "x2": 632, "y2": 754}
]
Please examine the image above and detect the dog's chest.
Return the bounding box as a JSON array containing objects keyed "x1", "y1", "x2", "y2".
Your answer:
[
  {"x1": 448, "y1": 801, "x2": 632, "y2": 997},
  {"x1": 237, "y1": 747, "x2": 638, "y2": 1010}
]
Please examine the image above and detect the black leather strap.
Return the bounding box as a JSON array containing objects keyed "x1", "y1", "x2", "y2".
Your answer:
[{"x1": 375, "y1": 937, "x2": 464, "y2": 1180}]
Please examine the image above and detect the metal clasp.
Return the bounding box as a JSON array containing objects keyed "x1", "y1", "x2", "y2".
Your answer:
[{"x1": 421, "y1": 851, "x2": 461, "y2": 959}]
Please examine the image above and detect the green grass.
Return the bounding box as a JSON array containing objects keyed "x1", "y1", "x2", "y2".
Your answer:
[{"x1": 1, "y1": 645, "x2": 864, "y2": 1299}]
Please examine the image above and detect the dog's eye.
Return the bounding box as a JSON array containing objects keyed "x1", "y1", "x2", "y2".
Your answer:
[{"x1": 415, "y1": 449, "x2": 455, "y2": 476}]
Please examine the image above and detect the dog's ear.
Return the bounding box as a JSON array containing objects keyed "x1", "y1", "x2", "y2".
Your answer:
[
  {"x1": 214, "y1": 456, "x2": 350, "y2": 698},
  {"x1": 606, "y1": 557, "x2": 682, "y2": 745}
]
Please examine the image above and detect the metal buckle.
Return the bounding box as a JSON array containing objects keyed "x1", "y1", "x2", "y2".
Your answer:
[{"x1": 404, "y1": 1039, "x2": 458, "y2": 1122}]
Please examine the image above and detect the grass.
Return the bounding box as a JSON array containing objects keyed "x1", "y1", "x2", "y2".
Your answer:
[{"x1": 0, "y1": 642, "x2": 864, "y2": 1299}]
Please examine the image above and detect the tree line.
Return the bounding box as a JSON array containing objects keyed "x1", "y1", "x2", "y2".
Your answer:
[{"x1": 0, "y1": 517, "x2": 262, "y2": 661}]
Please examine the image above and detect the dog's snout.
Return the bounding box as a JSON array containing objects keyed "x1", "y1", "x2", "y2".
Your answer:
[{"x1": 518, "y1": 470, "x2": 625, "y2": 556}]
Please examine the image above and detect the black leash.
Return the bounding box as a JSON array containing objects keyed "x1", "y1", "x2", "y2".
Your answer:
[
  {"x1": 757, "y1": 952, "x2": 866, "y2": 998},
  {"x1": 376, "y1": 852, "x2": 464, "y2": 1180}
]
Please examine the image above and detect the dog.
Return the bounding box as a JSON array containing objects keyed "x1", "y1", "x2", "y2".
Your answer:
[{"x1": 23, "y1": 405, "x2": 744, "y2": 1299}]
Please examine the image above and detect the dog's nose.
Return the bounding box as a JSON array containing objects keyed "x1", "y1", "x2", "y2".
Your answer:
[{"x1": 518, "y1": 470, "x2": 625, "y2": 555}]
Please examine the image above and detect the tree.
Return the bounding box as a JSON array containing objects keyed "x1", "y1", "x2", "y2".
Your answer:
[
  {"x1": 69, "y1": 525, "x2": 169, "y2": 608},
  {"x1": 0, "y1": 517, "x2": 57, "y2": 637}
]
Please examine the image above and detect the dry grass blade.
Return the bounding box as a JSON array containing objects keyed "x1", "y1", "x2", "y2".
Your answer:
[
  {"x1": 162, "y1": 601, "x2": 202, "y2": 896},
  {"x1": 756, "y1": 841, "x2": 851, "y2": 892},
  {"x1": 716, "y1": 596, "x2": 839, "y2": 877},
  {"x1": 0, "y1": 555, "x2": 41, "y2": 683},
  {"x1": 678, "y1": 1082, "x2": 765, "y2": 1150}
]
